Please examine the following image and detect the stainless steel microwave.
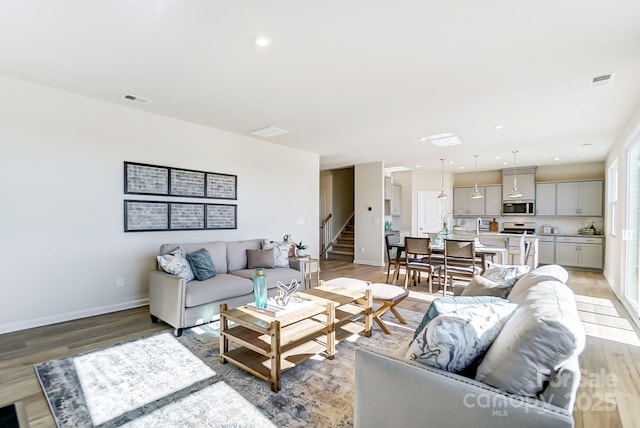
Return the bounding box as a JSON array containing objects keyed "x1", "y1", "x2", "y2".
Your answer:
[{"x1": 502, "y1": 201, "x2": 535, "y2": 215}]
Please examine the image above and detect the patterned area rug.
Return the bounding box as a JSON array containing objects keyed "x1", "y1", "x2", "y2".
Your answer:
[{"x1": 35, "y1": 307, "x2": 424, "y2": 427}]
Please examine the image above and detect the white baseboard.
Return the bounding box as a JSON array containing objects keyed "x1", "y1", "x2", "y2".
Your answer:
[
  {"x1": 353, "y1": 259, "x2": 385, "y2": 267},
  {"x1": 0, "y1": 298, "x2": 150, "y2": 335}
]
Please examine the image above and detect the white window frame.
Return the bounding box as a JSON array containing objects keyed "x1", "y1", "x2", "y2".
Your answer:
[{"x1": 608, "y1": 160, "x2": 618, "y2": 236}]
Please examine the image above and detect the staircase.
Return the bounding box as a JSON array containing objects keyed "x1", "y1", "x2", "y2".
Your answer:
[{"x1": 326, "y1": 223, "x2": 354, "y2": 261}]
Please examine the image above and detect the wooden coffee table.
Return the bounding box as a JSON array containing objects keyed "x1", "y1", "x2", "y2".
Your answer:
[{"x1": 219, "y1": 285, "x2": 372, "y2": 392}]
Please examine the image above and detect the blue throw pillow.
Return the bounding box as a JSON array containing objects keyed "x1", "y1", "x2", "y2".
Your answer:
[
  {"x1": 186, "y1": 248, "x2": 216, "y2": 281},
  {"x1": 412, "y1": 296, "x2": 505, "y2": 342}
]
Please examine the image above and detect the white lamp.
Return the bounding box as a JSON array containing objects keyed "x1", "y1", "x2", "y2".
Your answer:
[
  {"x1": 470, "y1": 154, "x2": 483, "y2": 199},
  {"x1": 508, "y1": 150, "x2": 523, "y2": 198},
  {"x1": 437, "y1": 158, "x2": 449, "y2": 200}
]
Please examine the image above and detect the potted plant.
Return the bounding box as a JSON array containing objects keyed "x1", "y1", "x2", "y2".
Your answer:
[{"x1": 295, "y1": 241, "x2": 308, "y2": 257}]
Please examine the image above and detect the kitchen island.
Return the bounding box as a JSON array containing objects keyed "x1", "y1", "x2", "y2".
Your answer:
[{"x1": 450, "y1": 231, "x2": 539, "y2": 269}]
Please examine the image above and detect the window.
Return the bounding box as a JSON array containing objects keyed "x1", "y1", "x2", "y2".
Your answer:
[{"x1": 625, "y1": 142, "x2": 640, "y2": 312}]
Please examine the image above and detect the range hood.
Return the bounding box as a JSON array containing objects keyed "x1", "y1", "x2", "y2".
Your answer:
[{"x1": 502, "y1": 166, "x2": 536, "y2": 202}]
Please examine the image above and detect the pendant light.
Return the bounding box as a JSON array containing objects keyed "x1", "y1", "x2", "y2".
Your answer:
[
  {"x1": 470, "y1": 154, "x2": 483, "y2": 199},
  {"x1": 437, "y1": 158, "x2": 448, "y2": 200},
  {"x1": 508, "y1": 150, "x2": 523, "y2": 198}
]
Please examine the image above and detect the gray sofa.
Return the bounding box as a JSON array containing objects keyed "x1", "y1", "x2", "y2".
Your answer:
[
  {"x1": 355, "y1": 265, "x2": 585, "y2": 428},
  {"x1": 149, "y1": 239, "x2": 303, "y2": 336}
]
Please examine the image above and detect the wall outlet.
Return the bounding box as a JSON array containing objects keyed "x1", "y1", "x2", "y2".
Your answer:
[
  {"x1": 116, "y1": 277, "x2": 125, "y2": 288},
  {"x1": 359, "y1": 247, "x2": 365, "y2": 254},
  {"x1": 297, "y1": 218, "x2": 305, "y2": 224}
]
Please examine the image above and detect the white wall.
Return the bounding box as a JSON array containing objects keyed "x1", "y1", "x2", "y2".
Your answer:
[
  {"x1": 354, "y1": 162, "x2": 385, "y2": 266},
  {"x1": 605, "y1": 101, "x2": 640, "y2": 304},
  {"x1": 0, "y1": 74, "x2": 319, "y2": 333}
]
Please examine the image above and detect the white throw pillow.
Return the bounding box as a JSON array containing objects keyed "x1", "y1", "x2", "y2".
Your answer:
[
  {"x1": 261, "y1": 240, "x2": 293, "y2": 268},
  {"x1": 482, "y1": 264, "x2": 531, "y2": 287},
  {"x1": 405, "y1": 300, "x2": 517, "y2": 373},
  {"x1": 157, "y1": 247, "x2": 195, "y2": 282}
]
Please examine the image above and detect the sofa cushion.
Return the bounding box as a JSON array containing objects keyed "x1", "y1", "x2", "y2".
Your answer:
[
  {"x1": 157, "y1": 247, "x2": 194, "y2": 282},
  {"x1": 231, "y1": 267, "x2": 302, "y2": 290},
  {"x1": 507, "y1": 264, "x2": 569, "y2": 301},
  {"x1": 475, "y1": 280, "x2": 585, "y2": 397},
  {"x1": 186, "y1": 248, "x2": 217, "y2": 281},
  {"x1": 482, "y1": 264, "x2": 531, "y2": 286},
  {"x1": 160, "y1": 241, "x2": 228, "y2": 274},
  {"x1": 413, "y1": 296, "x2": 505, "y2": 342},
  {"x1": 262, "y1": 240, "x2": 294, "y2": 268},
  {"x1": 227, "y1": 239, "x2": 263, "y2": 272},
  {"x1": 406, "y1": 300, "x2": 517, "y2": 373},
  {"x1": 461, "y1": 275, "x2": 512, "y2": 298},
  {"x1": 247, "y1": 248, "x2": 276, "y2": 269},
  {"x1": 184, "y1": 274, "x2": 253, "y2": 307}
]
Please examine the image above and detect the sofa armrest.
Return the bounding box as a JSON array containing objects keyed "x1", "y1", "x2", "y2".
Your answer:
[
  {"x1": 355, "y1": 348, "x2": 574, "y2": 428},
  {"x1": 287, "y1": 257, "x2": 304, "y2": 272},
  {"x1": 149, "y1": 270, "x2": 187, "y2": 330}
]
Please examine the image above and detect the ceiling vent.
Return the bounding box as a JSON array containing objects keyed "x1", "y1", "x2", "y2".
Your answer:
[
  {"x1": 427, "y1": 133, "x2": 462, "y2": 147},
  {"x1": 591, "y1": 73, "x2": 614, "y2": 87},
  {"x1": 123, "y1": 94, "x2": 150, "y2": 103},
  {"x1": 249, "y1": 126, "x2": 289, "y2": 138}
]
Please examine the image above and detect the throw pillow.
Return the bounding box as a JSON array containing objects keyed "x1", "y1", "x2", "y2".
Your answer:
[
  {"x1": 461, "y1": 275, "x2": 513, "y2": 299},
  {"x1": 261, "y1": 240, "x2": 293, "y2": 268},
  {"x1": 482, "y1": 264, "x2": 531, "y2": 287},
  {"x1": 406, "y1": 300, "x2": 517, "y2": 373},
  {"x1": 157, "y1": 247, "x2": 194, "y2": 282},
  {"x1": 186, "y1": 248, "x2": 217, "y2": 281},
  {"x1": 413, "y1": 296, "x2": 505, "y2": 342},
  {"x1": 475, "y1": 280, "x2": 585, "y2": 397},
  {"x1": 247, "y1": 248, "x2": 276, "y2": 269}
]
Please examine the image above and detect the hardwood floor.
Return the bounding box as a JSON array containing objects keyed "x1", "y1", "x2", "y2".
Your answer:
[{"x1": 0, "y1": 260, "x2": 638, "y2": 427}]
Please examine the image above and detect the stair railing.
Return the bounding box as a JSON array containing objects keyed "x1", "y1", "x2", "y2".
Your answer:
[{"x1": 320, "y1": 213, "x2": 333, "y2": 257}]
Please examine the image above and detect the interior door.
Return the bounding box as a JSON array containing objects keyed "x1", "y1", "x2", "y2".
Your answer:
[
  {"x1": 625, "y1": 142, "x2": 640, "y2": 313},
  {"x1": 417, "y1": 191, "x2": 446, "y2": 237}
]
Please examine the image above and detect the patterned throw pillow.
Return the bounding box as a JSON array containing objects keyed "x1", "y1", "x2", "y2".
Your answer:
[
  {"x1": 406, "y1": 300, "x2": 517, "y2": 373},
  {"x1": 157, "y1": 247, "x2": 195, "y2": 282},
  {"x1": 186, "y1": 248, "x2": 217, "y2": 281},
  {"x1": 482, "y1": 264, "x2": 531, "y2": 287},
  {"x1": 261, "y1": 240, "x2": 293, "y2": 268},
  {"x1": 461, "y1": 275, "x2": 513, "y2": 299}
]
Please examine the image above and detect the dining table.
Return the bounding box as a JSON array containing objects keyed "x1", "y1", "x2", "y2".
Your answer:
[{"x1": 389, "y1": 240, "x2": 508, "y2": 276}]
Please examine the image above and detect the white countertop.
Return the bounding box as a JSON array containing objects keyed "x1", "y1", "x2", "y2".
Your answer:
[{"x1": 452, "y1": 231, "x2": 539, "y2": 239}]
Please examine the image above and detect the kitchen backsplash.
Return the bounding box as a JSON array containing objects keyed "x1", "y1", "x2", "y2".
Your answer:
[{"x1": 454, "y1": 216, "x2": 604, "y2": 235}]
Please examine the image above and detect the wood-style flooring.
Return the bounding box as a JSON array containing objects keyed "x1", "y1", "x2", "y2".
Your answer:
[{"x1": 0, "y1": 259, "x2": 638, "y2": 427}]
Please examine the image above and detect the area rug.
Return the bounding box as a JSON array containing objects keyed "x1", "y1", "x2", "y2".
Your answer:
[{"x1": 35, "y1": 307, "x2": 424, "y2": 427}]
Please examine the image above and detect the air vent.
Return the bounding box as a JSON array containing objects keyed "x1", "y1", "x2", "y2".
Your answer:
[
  {"x1": 123, "y1": 94, "x2": 150, "y2": 103},
  {"x1": 249, "y1": 126, "x2": 289, "y2": 138},
  {"x1": 591, "y1": 73, "x2": 614, "y2": 87}
]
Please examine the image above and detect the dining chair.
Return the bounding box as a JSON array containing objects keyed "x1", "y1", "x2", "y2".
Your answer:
[
  {"x1": 384, "y1": 233, "x2": 406, "y2": 283},
  {"x1": 403, "y1": 237, "x2": 439, "y2": 292},
  {"x1": 440, "y1": 239, "x2": 482, "y2": 296},
  {"x1": 509, "y1": 233, "x2": 532, "y2": 265}
]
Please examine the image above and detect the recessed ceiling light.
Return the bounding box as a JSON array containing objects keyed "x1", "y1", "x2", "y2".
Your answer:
[
  {"x1": 249, "y1": 126, "x2": 288, "y2": 138},
  {"x1": 418, "y1": 137, "x2": 428, "y2": 142},
  {"x1": 503, "y1": 162, "x2": 508, "y2": 165},
  {"x1": 459, "y1": 166, "x2": 465, "y2": 169},
  {"x1": 554, "y1": 157, "x2": 560, "y2": 161},
  {"x1": 495, "y1": 156, "x2": 501, "y2": 160},
  {"x1": 254, "y1": 35, "x2": 271, "y2": 47},
  {"x1": 448, "y1": 161, "x2": 454, "y2": 165},
  {"x1": 494, "y1": 124, "x2": 504, "y2": 129},
  {"x1": 415, "y1": 165, "x2": 421, "y2": 168}
]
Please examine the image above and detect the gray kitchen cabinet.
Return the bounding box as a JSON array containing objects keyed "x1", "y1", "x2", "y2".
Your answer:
[
  {"x1": 555, "y1": 236, "x2": 603, "y2": 269},
  {"x1": 502, "y1": 173, "x2": 535, "y2": 200},
  {"x1": 484, "y1": 185, "x2": 502, "y2": 216},
  {"x1": 537, "y1": 236, "x2": 555, "y2": 265},
  {"x1": 391, "y1": 185, "x2": 402, "y2": 216},
  {"x1": 556, "y1": 180, "x2": 603, "y2": 216},
  {"x1": 535, "y1": 182, "x2": 556, "y2": 216},
  {"x1": 453, "y1": 187, "x2": 485, "y2": 216}
]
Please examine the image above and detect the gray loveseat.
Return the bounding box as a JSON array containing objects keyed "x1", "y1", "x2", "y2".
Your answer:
[
  {"x1": 149, "y1": 239, "x2": 303, "y2": 336},
  {"x1": 355, "y1": 265, "x2": 585, "y2": 428}
]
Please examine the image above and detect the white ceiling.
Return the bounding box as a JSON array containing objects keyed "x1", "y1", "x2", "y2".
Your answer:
[{"x1": 1, "y1": 1, "x2": 639, "y2": 172}]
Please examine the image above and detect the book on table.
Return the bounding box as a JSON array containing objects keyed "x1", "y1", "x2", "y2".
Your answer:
[{"x1": 245, "y1": 296, "x2": 315, "y2": 317}]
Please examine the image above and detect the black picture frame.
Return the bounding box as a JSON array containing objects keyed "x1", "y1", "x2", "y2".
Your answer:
[
  {"x1": 170, "y1": 202, "x2": 205, "y2": 230},
  {"x1": 124, "y1": 161, "x2": 237, "y2": 200},
  {"x1": 124, "y1": 162, "x2": 169, "y2": 196},
  {"x1": 124, "y1": 200, "x2": 169, "y2": 232},
  {"x1": 206, "y1": 204, "x2": 237, "y2": 229}
]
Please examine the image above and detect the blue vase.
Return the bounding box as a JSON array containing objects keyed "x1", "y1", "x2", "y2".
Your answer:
[{"x1": 253, "y1": 268, "x2": 268, "y2": 308}]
